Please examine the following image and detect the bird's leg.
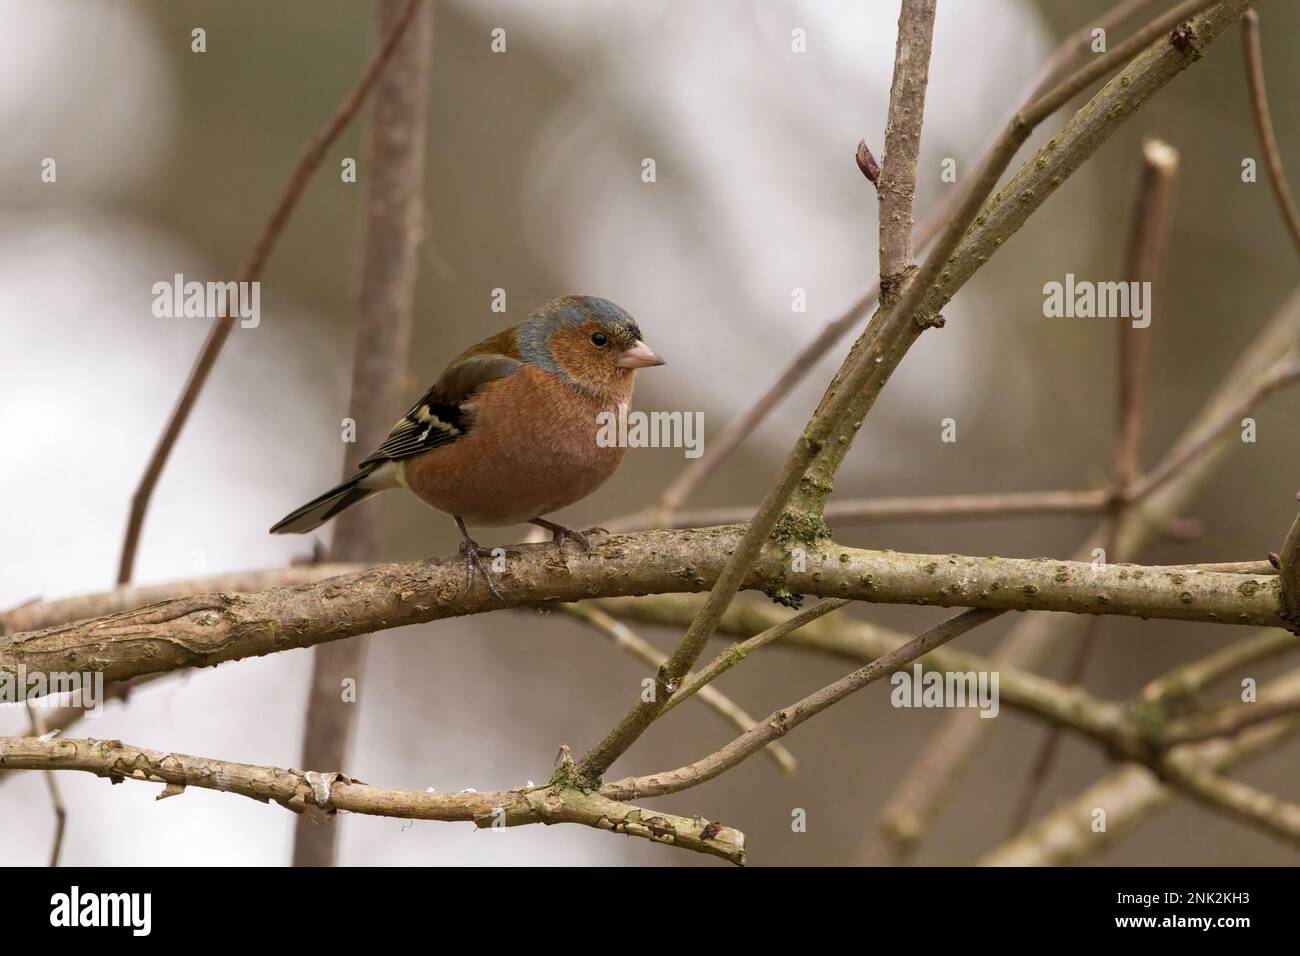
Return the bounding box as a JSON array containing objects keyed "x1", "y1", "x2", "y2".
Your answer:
[
  {"x1": 530, "y1": 518, "x2": 608, "y2": 555},
  {"x1": 454, "y1": 516, "x2": 505, "y2": 602}
]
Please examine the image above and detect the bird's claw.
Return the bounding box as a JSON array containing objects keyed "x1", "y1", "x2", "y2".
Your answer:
[
  {"x1": 458, "y1": 539, "x2": 506, "y2": 603},
  {"x1": 549, "y1": 524, "x2": 609, "y2": 555}
]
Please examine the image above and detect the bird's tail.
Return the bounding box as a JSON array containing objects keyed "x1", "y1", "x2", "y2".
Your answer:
[{"x1": 270, "y1": 465, "x2": 390, "y2": 534}]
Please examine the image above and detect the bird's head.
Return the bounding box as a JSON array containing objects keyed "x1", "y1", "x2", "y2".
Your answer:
[{"x1": 519, "y1": 294, "x2": 665, "y2": 394}]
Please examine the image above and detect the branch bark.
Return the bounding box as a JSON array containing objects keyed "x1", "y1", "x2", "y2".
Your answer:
[
  {"x1": 878, "y1": 0, "x2": 937, "y2": 280},
  {"x1": 1, "y1": 565, "x2": 364, "y2": 635},
  {"x1": 3, "y1": 532, "x2": 1289, "y2": 690},
  {"x1": 0, "y1": 736, "x2": 745, "y2": 865}
]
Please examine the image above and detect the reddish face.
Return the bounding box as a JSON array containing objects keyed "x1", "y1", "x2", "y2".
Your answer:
[{"x1": 549, "y1": 320, "x2": 664, "y2": 393}]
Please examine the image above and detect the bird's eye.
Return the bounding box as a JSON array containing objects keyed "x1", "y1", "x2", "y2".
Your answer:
[{"x1": 591, "y1": 332, "x2": 608, "y2": 347}]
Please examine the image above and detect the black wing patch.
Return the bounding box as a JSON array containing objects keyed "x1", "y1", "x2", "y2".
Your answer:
[
  {"x1": 358, "y1": 353, "x2": 521, "y2": 467},
  {"x1": 359, "y1": 390, "x2": 466, "y2": 466}
]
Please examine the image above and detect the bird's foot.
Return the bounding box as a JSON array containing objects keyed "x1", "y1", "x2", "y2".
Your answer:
[
  {"x1": 457, "y1": 540, "x2": 506, "y2": 602},
  {"x1": 531, "y1": 519, "x2": 608, "y2": 555},
  {"x1": 454, "y1": 517, "x2": 506, "y2": 603}
]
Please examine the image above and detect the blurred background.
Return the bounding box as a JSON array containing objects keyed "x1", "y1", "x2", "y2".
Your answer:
[{"x1": 2, "y1": 0, "x2": 1298, "y2": 865}]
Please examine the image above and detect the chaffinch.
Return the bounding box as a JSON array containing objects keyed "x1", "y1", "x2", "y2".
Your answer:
[{"x1": 270, "y1": 294, "x2": 665, "y2": 596}]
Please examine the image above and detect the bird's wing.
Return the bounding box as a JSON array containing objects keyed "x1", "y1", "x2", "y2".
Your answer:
[{"x1": 358, "y1": 349, "x2": 522, "y2": 467}]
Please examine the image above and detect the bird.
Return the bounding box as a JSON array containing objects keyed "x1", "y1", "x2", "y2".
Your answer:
[{"x1": 270, "y1": 294, "x2": 665, "y2": 598}]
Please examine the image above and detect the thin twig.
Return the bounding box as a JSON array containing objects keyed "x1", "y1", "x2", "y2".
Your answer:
[
  {"x1": 115, "y1": 0, "x2": 426, "y2": 584},
  {"x1": 600, "y1": 609, "x2": 1003, "y2": 801},
  {"x1": 650, "y1": 282, "x2": 880, "y2": 518},
  {"x1": 1240, "y1": 10, "x2": 1300, "y2": 258},
  {"x1": 1115, "y1": 138, "x2": 1179, "y2": 489},
  {"x1": 1006, "y1": 610, "x2": 1108, "y2": 837},
  {"x1": 0, "y1": 679, "x2": 147, "y2": 787},
  {"x1": 1163, "y1": 689, "x2": 1300, "y2": 745},
  {"x1": 26, "y1": 704, "x2": 65, "y2": 867},
  {"x1": 657, "y1": 599, "x2": 850, "y2": 718},
  {"x1": 1142, "y1": 627, "x2": 1298, "y2": 705},
  {"x1": 878, "y1": 0, "x2": 937, "y2": 280},
  {"x1": 1130, "y1": 359, "x2": 1300, "y2": 501},
  {"x1": 602, "y1": 593, "x2": 1128, "y2": 741},
  {"x1": 1159, "y1": 757, "x2": 1300, "y2": 848},
  {"x1": 563, "y1": 604, "x2": 798, "y2": 775}
]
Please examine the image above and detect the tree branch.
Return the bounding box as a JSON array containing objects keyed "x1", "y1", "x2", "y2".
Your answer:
[
  {"x1": 1, "y1": 565, "x2": 364, "y2": 635},
  {"x1": 0, "y1": 736, "x2": 745, "y2": 865},
  {"x1": 1240, "y1": 10, "x2": 1300, "y2": 258},
  {"x1": 1159, "y1": 753, "x2": 1300, "y2": 848},
  {"x1": 878, "y1": 0, "x2": 937, "y2": 280},
  {"x1": 562, "y1": 603, "x2": 798, "y2": 775},
  {"x1": 600, "y1": 608, "x2": 1003, "y2": 801},
  {"x1": 1162, "y1": 688, "x2": 1300, "y2": 745},
  {"x1": 1140, "y1": 626, "x2": 1297, "y2": 705},
  {"x1": 602, "y1": 593, "x2": 1136, "y2": 749},
  {"x1": 26, "y1": 705, "x2": 65, "y2": 867},
  {"x1": 656, "y1": 599, "x2": 850, "y2": 720},
  {"x1": 3, "y1": 532, "x2": 1289, "y2": 690}
]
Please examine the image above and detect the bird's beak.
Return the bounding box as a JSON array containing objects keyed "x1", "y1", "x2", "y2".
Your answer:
[{"x1": 616, "y1": 340, "x2": 666, "y2": 369}]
